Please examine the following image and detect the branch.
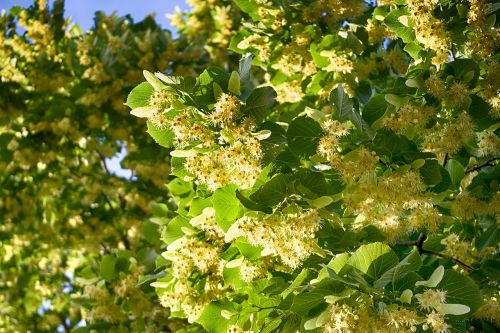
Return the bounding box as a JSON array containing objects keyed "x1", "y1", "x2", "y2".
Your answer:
[
  {"x1": 396, "y1": 233, "x2": 473, "y2": 271},
  {"x1": 58, "y1": 313, "x2": 70, "y2": 333},
  {"x1": 465, "y1": 158, "x2": 499, "y2": 173},
  {"x1": 442, "y1": 153, "x2": 448, "y2": 167},
  {"x1": 100, "y1": 242, "x2": 111, "y2": 254},
  {"x1": 120, "y1": 234, "x2": 131, "y2": 250},
  {"x1": 96, "y1": 151, "x2": 110, "y2": 175}
]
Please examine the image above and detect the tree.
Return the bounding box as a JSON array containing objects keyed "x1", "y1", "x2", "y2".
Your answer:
[{"x1": 1, "y1": 0, "x2": 499, "y2": 333}]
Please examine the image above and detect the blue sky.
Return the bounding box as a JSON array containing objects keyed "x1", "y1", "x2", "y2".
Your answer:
[{"x1": 1, "y1": 0, "x2": 190, "y2": 31}]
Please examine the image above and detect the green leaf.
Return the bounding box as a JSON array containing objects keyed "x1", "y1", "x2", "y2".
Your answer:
[
  {"x1": 404, "y1": 42, "x2": 423, "y2": 60},
  {"x1": 146, "y1": 121, "x2": 175, "y2": 148},
  {"x1": 329, "y1": 253, "x2": 350, "y2": 274},
  {"x1": 331, "y1": 85, "x2": 353, "y2": 119},
  {"x1": 151, "y1": 203, "x2": 169, "y2": 217},
  {"x1": 331, "y1": 86, "x2": 373, "y2": 137},
  {"x1": 297, "y1": 169, "x2": 328, "y2": 196},
  {"x1": 250, "y1": 173, "x2": 293, "y2": 206},
  {"x1": 346, "y1": 242, "x2": 399, "y2": 282},
  {"x1": 161, "y1": 215, "x2": 190, "y2": 245},
  {"x1": 143, "y1": 221, "x2": 161, "y2": 245},
  {"x1": 419, "y1": 159, "x2": 442, "y2": 186},
  {"x1": 290, "y1": 292, "x2": 325, "y2": 315},
  {"x1": 213, "y1": 184, "x2": 242, "y2": 231},
  {"x1": 446, "y1": 159, "x2": 465, "y2": 189},
  {"x1": 384, "y1": 8, "x2": 416, "y2": 42},
  {"x1": 374, "y1": 250, "x2": 422, "y2": 290},
  {"x1": 197, "y1": 300, "x2": 236, "y2": 333},
  {"x1": 234, "y1": 238, "x2": 262, "y2": 260},
  {"x1": 282, "y1": 268, "x2": 316, "y2": 298},
  {"x1": 239, "y1": 53, "x2": 253, "y2": 82},
  {"x1": 261, "y1": 318, "x2": 282, "y2": 333},
  {"x1": 244, "y1": 86, "x2": 277, "y2": 123},
  {"x1": 475, "y1": 224, "x2": 499, "y2": 252},
  {"x1": 235, "y1": 190, "x2": 272, "y2": 214},
  {"x1": 287, "y1": 116, "x2": 324, "y2": 158},
  {"x1": 126, "y1": 82, "x2": 154, "y2": 108},
  {"x1": 363, "y1": 94, "x2": 388, "y2": 125},
  {"x1": 228, "y1": 71, "x2": 241, "y2": 95},
  {"x1": 445, "y1": 59, "x2": 480, "y2": 87},
  {"x1": 100, "y1": 254, "x2": 117, "y2": 282},
  {"x1": 437, "y1": 270, "x2": 483, "y2": 319},
  {"x1": 137, "y1": 271, "x2": 167, "y2": 287},
  {"x1": 233, "y1": 0, "x2": 260, "y2": 20}
]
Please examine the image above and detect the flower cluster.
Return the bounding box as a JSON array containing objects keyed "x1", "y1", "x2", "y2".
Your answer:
[
  {"x1": 422, "y1": 113, "x2": 475, "y2": 157},
  {"x1": 383, "y1": 102, "x2": 435, "y2": 133},
  {"x1": 441, "y1": 233, "x2": 474, "y2": 266},
  {"x1": 451, "y1": 192, "x2": 500, "y2": 220},
  {"x1": 317, "y1": 119, "x2": 350, "y2": 161},
  {"x1": 407, "y1": 0, "x2": 451, "y2": 64},
  {"x1": 226, "y1": 210, "x2": 321, "y2": 270},
  {"x1": 158, "y1": 209, "x2": 227, "y2": 323},
  {"x1": 131, "y1": 72, "x2": 265, "y2": 191},
  {"x1": 344, "y1": 170, "x2": 439, "y2": 239}
]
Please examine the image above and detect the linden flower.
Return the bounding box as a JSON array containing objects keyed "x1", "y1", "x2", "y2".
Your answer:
[
  {"x1": 130, "y1": 70, "x2": 184, "y2": 125},
  {"x1": 190, "y1": 207, "x2": 225, "y2": 241},
  {"x1": 320, "y1": 51, "x2": 354, "y2": 74},
  {"x1": 417, "y1": 289, "x2": 447, "y2": 311},
  {"x1": 211, "y1": 93, "x2": 241, "y2": 127},
  {"x1": 387, "y1": 308, "x2": 418, "y2": 331},
  {"x1": 474, "y1": 297, "x2": 500, "y2": 327},
  {"x1": 423, "y1": 311, "x2": 450, "y2": 333},
  {"x1": 317, "y1": 119, "x2": 350, "y2": 160},
  {"x1": 477, "y1": 130, "x2": 500, "y2": 157},
  {"x1": 323, "y1": 304, "x2": 358, "y2": 333},
  {"x1": 225, "y1": 210, "x2": 321, "y2": 270},
  {"x1": 227, "y1": 325, "x2": 244, "y2": 333}
]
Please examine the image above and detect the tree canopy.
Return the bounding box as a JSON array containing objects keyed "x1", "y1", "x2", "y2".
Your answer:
[{"x1": 1, "y1": 0, "x2": 499, "y2": 333}]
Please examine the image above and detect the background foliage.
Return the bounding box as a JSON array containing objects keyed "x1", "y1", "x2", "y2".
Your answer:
[{"x1": 1, "y1": 0, "x2": 499, "y2": 333}]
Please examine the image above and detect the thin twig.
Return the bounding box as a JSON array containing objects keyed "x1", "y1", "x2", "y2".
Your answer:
[
  {"x1": 100, "y1": 242, "x2": 111, "y2": 254},
  {"x1": 442, "y1": 153, "x2": 448, "y2": 167},
  {"x1": 58, "y1": 313, "x2": 70, "y2": 333},
  {"x1": 396, "y1": 233, "x2": 473, "y2": 271},
  {"x1": 465, "y1": 158, "x2": 499, "y2": 173},
  {"x1": 96, "y1": 151, "x2": 110, "y2": 175},
  {"x1": 121, "y1": 234, "x2": 131, "y2": 250}
]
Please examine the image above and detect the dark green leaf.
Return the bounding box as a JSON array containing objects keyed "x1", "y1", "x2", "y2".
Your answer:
[
  {"x1": 287, "y1": 116, "x2": 324, "y2": 158},
  {"x1": 250, "y1": 173, "x2": 293, "y2": 206},
  {"x1": 419, "y1": 159, "x2": 442, "y2": 186},
  {"x1": 374, "y1": 249, "x2": 422, "y2": 290},
  {"x1": 331, "y1": 86, "x2": 373, "y2": 137},
  {"x1": 437, "y1": 270, "x2": 484, "y2": 319},
  {"x1": 363, "y1": 94, "x2": 388, "y2": 125},
  {"x1": 244, "y1": 86, "x2": 277, "y2": 123},
  {"x1": 236, "y1": 190, "x2": 273, "y2": 214}
]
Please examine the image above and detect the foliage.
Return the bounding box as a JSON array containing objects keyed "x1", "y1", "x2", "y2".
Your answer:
[
  {"x1": 0, "y1": 0, "x2": 499, "y2": 333},
  {"x1": 0, "y1": 0, "x2": 209, "y2": 332},
  {"x1": 129, "y1": 0, "x2": 500, "y2": 332}
]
